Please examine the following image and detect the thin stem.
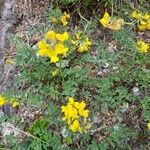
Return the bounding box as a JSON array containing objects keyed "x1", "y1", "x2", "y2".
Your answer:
[
  {"x1": 111, "y1": 0, "x2": 114, "y2": 17},
  {"x1": 7, "y1": 125, "x2": 48, "y2": 144},
  {"x1": 77, "y1": 8, "x2": 92, "y2": 33},
  {"x1": 59, "y1": 59, "x2": 65, "y2": 86}
]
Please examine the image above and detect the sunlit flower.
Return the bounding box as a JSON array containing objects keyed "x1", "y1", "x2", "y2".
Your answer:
[
  {"x1": 136, "y1": 40, "x2": 149, "y2": 53},
  {"x1": 131, "y1": 11, "x2": 141, "y2": 19},
  {"x1": 132, "y1": 11, "x2": 150, "y2": 31},
  {"x1": 108, "y1": 18, "x2": 125, "y2": 30},
  {"x1": 70, "y1": 120, "x2": 81, "y2": 132},
  {"x1": 38, "y1": 40, "x2": 48, "y2": 56},
  {"x1": 45, "y1": 30, "x2": 56, "y2": 40},
  {"x1": 100, "y1": 12, "x2": 125, "y2": 30},
  {"x1": 143, "y1": 13, "x2": 150, "y2": 20},
  {"x1": 78, "y1": 37, "x2": 91, "y2": 53},
  {"x1": 61, "y1": 97, "x2": 90, "y2": 133},
  {"x1": 138, "y1": 20, "x2": 150, "y2": 30},
  {"x1": 0, "y1": 95, "x2": 7, "y2": 106},
  {"x1": 55, "y1": 43, "x2": 68, "y2": 56},
  {"x1": 37, "y1": 31, "x2": 69, "y2": 63},
  {"x1": 56, "y1": 32, "x2": 69, "y2": 42},
  {"x1": 68, "y1": 97, "x2": 75, "y2": 104},
  {"x1": 100, "y1": 12, "x2": 110, "y2": 27},
  {"x1": 61, "y1": 12, "x2": 70, "y2": 26},
  {"x1": 38, "y1": 40, "x2": 47, "y2": 49},
  {"x1": 12, "y1": 101, "x2": 19, "y2": 107}
]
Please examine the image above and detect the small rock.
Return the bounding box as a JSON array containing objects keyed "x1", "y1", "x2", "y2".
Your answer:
[
  {"x1": 103, "y1": 63, "x2": 109, "y2": 68},
  {"x1": 61, "y1": 127, "x2": 68, "y2": 137},
  {"x1": 132, "y1": 87, "x2": 140, "y2": 96},
  {"x1": 1, "y1": 122, "x2": 20, "y2": 140},
  {"x1": 93, "y1": 115, "x2": 102, "y2": 124}
]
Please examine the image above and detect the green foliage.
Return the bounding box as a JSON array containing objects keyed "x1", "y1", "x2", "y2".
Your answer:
[{"x1": 2, "y1": 2, "x2": 150, "y2": 150}]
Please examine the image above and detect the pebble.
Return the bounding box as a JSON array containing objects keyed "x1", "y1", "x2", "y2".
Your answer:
[
  {"x1": 93, "y1": 115, "x2": 102, "y2": 124},
  {"x1": 132, "y1": 87, "x2": 140, "y2": 96}
]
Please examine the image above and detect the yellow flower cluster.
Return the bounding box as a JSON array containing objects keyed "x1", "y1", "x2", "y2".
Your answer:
[
  {"x1": 61, "y1": 97, "x2": 90, "y2": 133},
  {"x1": 52, "y1": 12, "x2": 70, "y2": 26},
  {"x1": 38, "y1": 31, "x2": 69, "y2": 63},
  {"x1": 72, "y1": 32, "x2": 92, "y2": 53},
  {"x1": 100, "y1": 12, "x2": 125, "y2": 30},
  {"x1": 0, "y1": 95, "x2": 19, "y2": 107},
  {"x1": 132, "y1": 11, "x2": 150, "y2": 30},
  {"x1": 136, "y1": 40, "x2": 149, "y2": 53}
]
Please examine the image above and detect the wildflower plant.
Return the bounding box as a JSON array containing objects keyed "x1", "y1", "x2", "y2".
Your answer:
[
  {"x1": 37, "y1": 31, "x2": 69, "y2": 63},
  {"x1": 72, "y1": 32, "x2": 91, "y2": 53},
  {"x1": 136, "y1": 39, "x2": 149, "y2": 53},
  {"x1": 0, "y1": 95, "x2": 19, "y2": 107},
  {"x1": 132, "y1": 11, "x2": 150, "y2": 30},
  {"x1": 61, "y1": 97, "x2": 90, "y2": 133},
  {"x1": 99, "y1": 12, "x2": 125, "y2": 30}
]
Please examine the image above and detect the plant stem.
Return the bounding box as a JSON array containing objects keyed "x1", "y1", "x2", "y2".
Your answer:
[{"x1": 59, "y1": 59, "x2": 65, "y2": 86}]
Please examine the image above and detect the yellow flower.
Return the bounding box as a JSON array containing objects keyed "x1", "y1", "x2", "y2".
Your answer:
[
  {"x1": 79, "y1": 109, "x2": 89, "y2": 118},
  {"x1": 12, "y1": 101, "x2": 19, "y2": 107},
  {"x1": 38, "y1": 48, "x2": 48, "y2": 56},
  {"x1": 38, "y1": 40, "x2": 48, "y2": 56},
  {"x1": 77, "y1": 37, "x2": 91, "y2": 53},
  {"x1": 100, "y1": 12, "x2": 125, "y2": 30},
  {"x1": 136, "y1": 40, "x2": 149, "y2": 53},
  {"x1": 85, "y1": 37, "x2": 92, "y2": 46},
  {"x1": 132, "y1": 11, "x2": 150, "y2": 31},
  {"x1": 56, "y1": 32, "x2": 69, "y2": 42},
  {"x1": 138, "y1": 24, "x2": 147, "y2": 30},
  {"x1": 47, "y1": 48, "x2": 59, "y2": 63},
  {"x1": 78, "y1": 101, "x2": 89, "y2": 118},
  {"x1": 61, "y1": 16, "x2": 68, "y2": 26},
  {"x1": 50, "y1": 56, "x2": 59, "y2": 63},
  {"x1": 61, "y1": 106, "x2": 66, "y2": 112},
  {"x1": 79, "y1": 101, "x2": 86, "y2": 109},
  {"x1": 61, "y1": 12, "x2": 70, "y2": 26},
  {"x1": 74, "y1": 102, "x2": 80, "y2": 109},
  {"x1": 75, "y1": 32, "x2": 82, "y2": 40},
  {"x1": 138, "y1": 20, "x2": 150, "y2": 30},
  {"x1": 143, "y1": 13, "x2": 150, "y2": 20},
  {"x1": 131, "y1": 11, "x2": 141, "y2": 19},
  {"x1": 64, "y1": 12, "x2": 70, "y2": 19},
  {"x1": 61, "y1": 97, "x2": 90, "y2": 133},
  {"x1": 70, "y1": 120, "x2": 81, "y2": 132},
  {"x1": 68, "y1": 97, "x2": 75, "y2": 104},
  {"x1": 45, "y1": 30, "x2": 56, "y2": 40},
  {"x1": 100, "y1": 12, "x2": 110, "y2": 27},
  {"x1": 62, "y1": 104, "x2": 78, "y2": 120},
  {"x1": 55, "y1": 43, "x2": 68, "y2": 56},
  {"x1": 5, "y1": 59, "x2": 15, "y2": 64},
  {"x1": 0, "y1": 95, "x2": 7, "y2": 106},
  {"x1": 147, "y1": 122, "x2": 150, "y2": 130},
  {"x1": 107, "y1": 18, "x2": 125, "y2": 30},
  {"x1": 38, "y1": 40, "x2": 47, "y2": 49}
]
